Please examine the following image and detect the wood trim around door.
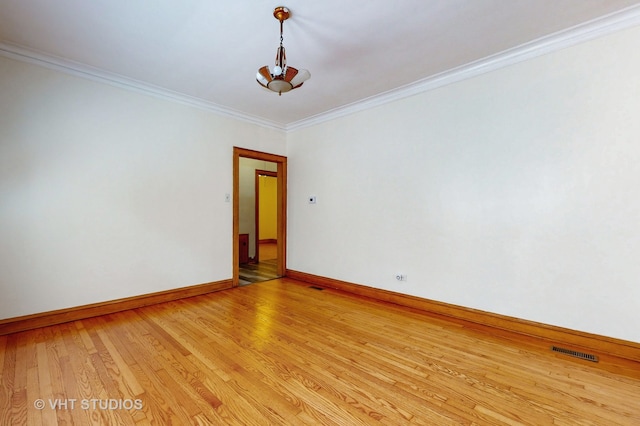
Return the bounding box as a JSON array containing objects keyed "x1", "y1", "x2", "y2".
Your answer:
[
  {"x1": 255, "y1": 169, "x2": 278, "y2": 264},
  {"x1": 233, "y1": 148, "x2": 287, "y2": 286}
]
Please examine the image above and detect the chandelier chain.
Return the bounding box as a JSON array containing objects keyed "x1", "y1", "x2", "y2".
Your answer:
[{"x1": 280, "y1": 20, "x2": 284, "y2": 47}]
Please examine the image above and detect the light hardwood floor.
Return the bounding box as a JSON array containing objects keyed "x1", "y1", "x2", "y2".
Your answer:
[
  {"x1": 1, "y1": 278, "x2": 639, "y2": 425},
  {"x1": 239, "y1": 242, "x2": 280, "y2": 285},
  {"x1": 238, "y1": 259, "x2": 279, "y2": 286}
]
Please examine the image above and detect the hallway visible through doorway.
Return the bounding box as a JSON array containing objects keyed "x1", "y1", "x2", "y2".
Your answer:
[
  {"x1": 239, "y1": 242, "x2": 279, "y2": 285},
  {"x1": 259, "y1": 242, "x2": 277, "y2": 260},
  {"x1": 233, "y1": 148, "x2": 287, "y2": 287}
]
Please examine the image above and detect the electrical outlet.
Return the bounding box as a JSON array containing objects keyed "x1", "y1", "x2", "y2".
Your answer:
[
  {"x1": 395, "y1": 274, "x2": 407, "y2": 282},
  {"x1": 224, "y1": 193, "x2": 231, "y2": 203}
]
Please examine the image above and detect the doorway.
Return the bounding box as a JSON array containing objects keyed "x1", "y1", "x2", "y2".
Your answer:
[
  {"x1": 255, "y1": 169, "x2": 278, "y2": 265},
  {"x1": 233, "y1": 147, "x2": 287, "y2": 286}
]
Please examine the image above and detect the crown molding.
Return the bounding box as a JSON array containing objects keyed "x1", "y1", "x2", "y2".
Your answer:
[
  {"x1": 286, "y1": 4, "x2": 640, "y2": 132},
  {"x1": 1, "y1": 4, "x2": 639, "y2": 134},
  {"x1": 0, "y1": 42, "x2": 288, "y2": 132}
]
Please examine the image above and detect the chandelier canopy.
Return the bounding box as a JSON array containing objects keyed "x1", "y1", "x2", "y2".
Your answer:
[{"x1": 256, "y1": 6, "x2": 310, "y2": 95}]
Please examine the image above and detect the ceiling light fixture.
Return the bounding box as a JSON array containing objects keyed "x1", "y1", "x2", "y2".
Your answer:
[{"x1": 256, "y1": 6, "x2": 310, "y2": 95}]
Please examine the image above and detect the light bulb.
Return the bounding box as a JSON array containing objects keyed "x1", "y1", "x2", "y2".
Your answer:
[{"x1": 273, "y1": 66, "x2": 283, "y2": 76}]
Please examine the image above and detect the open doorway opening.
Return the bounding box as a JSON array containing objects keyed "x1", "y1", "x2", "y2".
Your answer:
[
  {"x1": 255, "y1": 169, "x2": 278, "y2": 265},
  {"x1": 233, "y1": 148, "x2": 287, "y2": 286}
]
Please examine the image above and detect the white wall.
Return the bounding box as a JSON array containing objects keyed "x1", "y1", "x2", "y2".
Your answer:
[
  {"x1": 287, "y1": 25, "x2": 640, "y2": 343},
  {"x1": 0, "y1": 56, "x2": 285, "y2": 319}
]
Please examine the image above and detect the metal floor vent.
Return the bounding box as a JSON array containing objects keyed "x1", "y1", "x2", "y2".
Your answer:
[
  {"x1": 551, "y1": 346, "x2": 599, "y2": 362},
  {"x1": 308, "y1": 286, "x2": 324, "y2": 291}
]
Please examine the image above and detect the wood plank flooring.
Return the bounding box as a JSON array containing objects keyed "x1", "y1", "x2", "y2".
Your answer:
[
  {"x1": 1, "y1": 278, "x2": 639, "y2": 425},
  {"x1": 239, "y1": 242, "x2": 280, "y2": 285},
  {"x1": 238, "y1": 259, "x2": 279, "y2": 285}
]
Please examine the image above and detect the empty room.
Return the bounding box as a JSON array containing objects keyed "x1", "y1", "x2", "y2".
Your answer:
[{"x1": 1, "y1": 1, "x2": 640, "y2": 425}]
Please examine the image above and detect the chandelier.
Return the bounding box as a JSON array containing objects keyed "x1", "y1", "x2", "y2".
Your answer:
[{"x1": 256, "y1": 6, "x2": 310, "y2": 95}]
